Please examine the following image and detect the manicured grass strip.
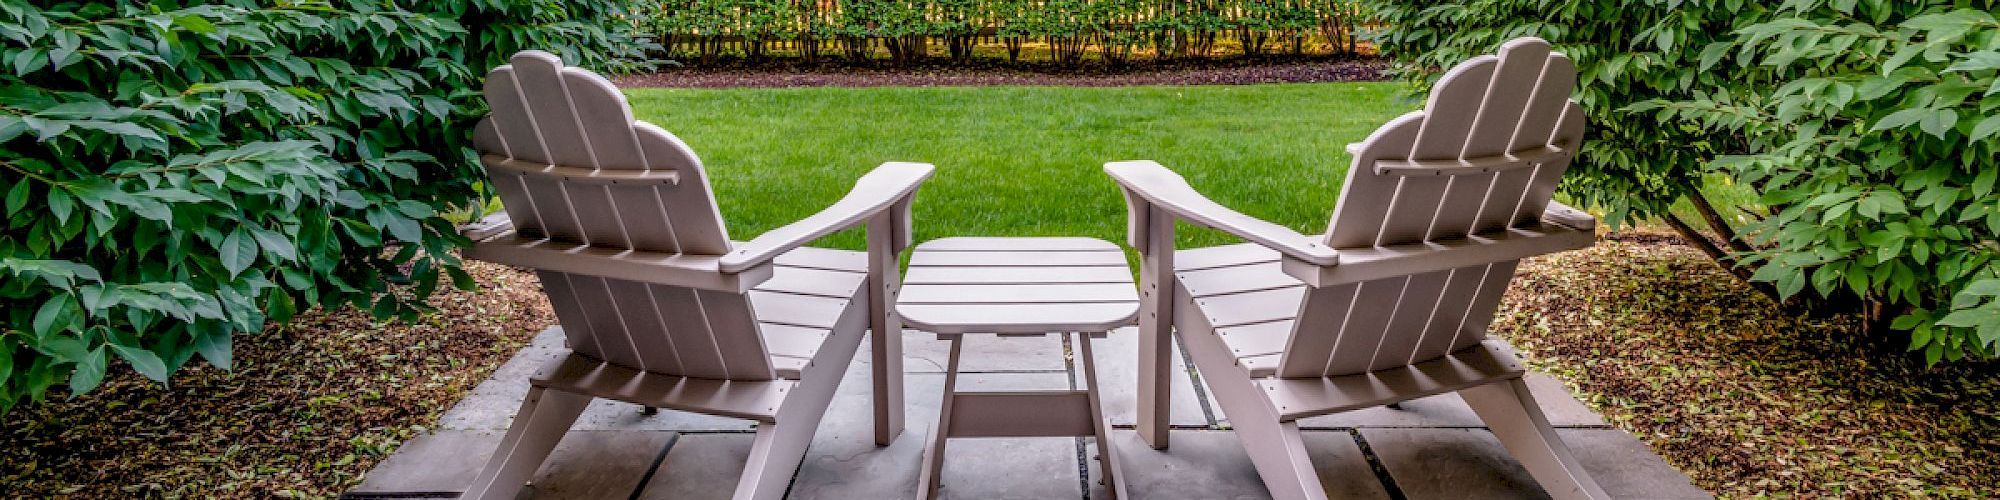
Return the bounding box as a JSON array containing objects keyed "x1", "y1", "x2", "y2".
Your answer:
[{"x1": 625, "y1": 83, "x2": 1412, "y2": 249}]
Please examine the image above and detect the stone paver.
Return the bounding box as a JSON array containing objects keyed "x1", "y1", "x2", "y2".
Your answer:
[
  {"x1": 350, "y1": 429, "x2": 671, "y2": 497},
  {"x1": 1295, "y1": 373, "x2": 1603, "y2": 429},
  {"x1": 1087, "y1": 429, "x2": 1389, "y2": 500},
  {"x1": 1090, "y1": 327, "x2": 1214, "y2": 428},
  {"x1": 358, "y1": 327, "x2": 1707, "y2": 499},
  {"x1": 789, "y1": 356, "x2": 1087, "y2": 499},
  {"x1": 1362, "y1": 428, "x2": 1709, "y2": 500},
  {"x1": 438, "y1": 328, "x2": 755, "y2": 433},
  {"x1": 636, "y1": 433, "x2": 751, "y2": 499},
  {"x1": 903, "y1": 332, "x2": 1068, "y2": 372}
]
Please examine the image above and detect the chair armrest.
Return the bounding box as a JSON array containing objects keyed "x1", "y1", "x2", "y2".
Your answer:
[
  {"x1": 460, "y1": 213, "x2": 515, "y2": 241},
  {"x1": 720, "y1": 162, "x2": 935, "y2": 273},
  {"x1": 1542, "y1": 200, "x2": 1596, "y2": 231},
  {"x1": 1105, "y1": 160, "x2": 1339, "y2": 265}
]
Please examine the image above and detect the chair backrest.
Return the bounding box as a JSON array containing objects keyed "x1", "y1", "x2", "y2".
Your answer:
[
  {"x1": 1277, "y1": 37, "x2": 1585, "y2": 378},
  {"x1": 474, "y1": 51, "x2": 776, "y2": 381}
]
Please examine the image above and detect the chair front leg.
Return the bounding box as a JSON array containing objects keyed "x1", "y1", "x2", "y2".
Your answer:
[
  {"x1": 865, "y1": 204, "x2": 908, "y2": 445},
  {"x1": 1133, "y1": 202, "x2": 1177, "y2": 449}
]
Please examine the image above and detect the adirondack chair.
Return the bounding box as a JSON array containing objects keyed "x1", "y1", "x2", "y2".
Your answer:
[
  {"x1": 1107, "y1": 38, "x2": 1606, "y2": 500},
  {"x1": 456, "y1": 51, "x2": 929, "y2": 500}
]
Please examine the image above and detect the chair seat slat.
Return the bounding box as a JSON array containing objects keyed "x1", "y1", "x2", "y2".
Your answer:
[
  {"x1": 1173, "y1": 242, "x2": 1279, "y2": 271},
  {"x1": 1178, "y1": 260, "x2": 1301, "y2": 298},
  {"x1": 749, "y1": 290, "x2": 852, "y2": 330}
]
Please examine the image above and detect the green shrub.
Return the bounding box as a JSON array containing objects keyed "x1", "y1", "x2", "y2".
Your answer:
[
  {"x1": 1366, "y1": 0, "x2": 2000, "y2": 362},
  {"x1": 0, "y1": 0, "x2": 648, "y2": 411}
]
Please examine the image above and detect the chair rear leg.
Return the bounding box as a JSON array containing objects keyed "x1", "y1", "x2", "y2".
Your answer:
[
  {"x1": 1458, "y1": 378, "x2": 1610, "y2": 500},
  {"x1": 461, "y1": 386, "x2": 593, "y2": 500}
]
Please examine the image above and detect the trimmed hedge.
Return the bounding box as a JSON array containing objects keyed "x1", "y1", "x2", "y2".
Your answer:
[
  {"x1": 0, "y1": 0, "x2": 647, "y2": 411},
  {"x1": 647, "y1": 0, "x2": 1368, "y2": 64},
  {"x1": 1367, "y1": 0, "x2": 2000, "y2": 362}
]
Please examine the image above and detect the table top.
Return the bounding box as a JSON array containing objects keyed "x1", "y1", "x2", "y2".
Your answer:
[{"x1": 896, "y1": 237, "x2": 1140, "y2": 335}]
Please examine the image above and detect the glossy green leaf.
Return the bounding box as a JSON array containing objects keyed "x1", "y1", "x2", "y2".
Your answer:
[{"x1": 218, "y1": 228, "x2": 257, "y2": 278}]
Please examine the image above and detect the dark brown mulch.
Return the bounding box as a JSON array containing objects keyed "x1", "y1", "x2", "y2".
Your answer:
[
  {"x1": 0, "y1": 262, "x2": 554, "y2": 499},
  {"x1": 1497, "y1": 234, "x2": 2000, "y2": 497},
  {"x1": 614, "y1": 58, "x2": 1386, "y2": 88}
]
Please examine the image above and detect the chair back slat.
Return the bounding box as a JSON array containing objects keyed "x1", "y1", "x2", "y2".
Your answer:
[
  {"x1": 1277, "y1": 282, "x2": 1359, "y2": 378},
  {"x1": 636, "y1": 122, "x2": 734, "y2": 255},
  {"x1": 605, "y1": 279, "x2": 687, "y2": 374},
  {"x1": 1374, "y1": 55, "x2": 1497, "y2": 245},
  {"x1": 561, "y1": 273, "x2": 649, "y2": 368},
  {"x1": 475, "y1": 51, "x2": 771, "y2": 381},
  {"x1": 1281, "y1": 38, "x2": 1585, "y2": 378}
]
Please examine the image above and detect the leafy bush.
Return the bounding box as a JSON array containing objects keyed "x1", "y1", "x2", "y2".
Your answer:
[
  {"x1": 1366, "y1": 0, "x2": 2000, "y2": 363},
  {"x1": 0, "y1": 0, "x2": 648, "y2": 411}
]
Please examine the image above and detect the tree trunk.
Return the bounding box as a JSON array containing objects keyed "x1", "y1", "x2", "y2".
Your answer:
[
  {"x1": 1687, "y1": 189, "x2": 1756, "y2": 253},
  {"x1": 1663, "y1": 212, "x2": 1785, "y2": 303}
]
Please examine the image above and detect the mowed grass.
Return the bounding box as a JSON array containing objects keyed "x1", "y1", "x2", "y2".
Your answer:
[{"x1": 625, "y1": 83, "x2": 1412, "y2": 250}]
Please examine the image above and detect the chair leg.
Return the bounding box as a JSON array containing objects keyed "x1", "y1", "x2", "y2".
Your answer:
[
  {"x1": 731, "y1": 419, "x2": 816, "y2": 500},
  {"x1": 1178, "y1": 307, "x2": 1326, "y2": 500},
  {"x1": 1227, "y1": 418, "x2": 1327, "y2": 500},
  {"x1": 461, "y1": 386, "x2": 593, "y2": 500},
  {"x1": 732, "y1": 338, "x2": 861, "y2": 500},
  {"x1": 1458, "y1": 377, "x2": 1611, "y2": 500}
]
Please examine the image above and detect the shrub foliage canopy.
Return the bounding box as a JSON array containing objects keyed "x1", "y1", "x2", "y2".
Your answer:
[
  {"x1": 1367, "y1": 0, "x2": 2000, "y2": 363},
  {"x1": 0, "y1": 0, "x2": 646, "y2": 411}
]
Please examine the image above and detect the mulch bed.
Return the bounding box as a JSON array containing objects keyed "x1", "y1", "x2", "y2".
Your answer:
[
  {"x1": 0, "y1": 262, "x2": 553, "y2": 498},
  {"x1": 1499, "y1": 233, "x2": 2000, "y2": 497},
  {"x1": 615, "y1": 58, "x2": 1386, "y2": 88}
]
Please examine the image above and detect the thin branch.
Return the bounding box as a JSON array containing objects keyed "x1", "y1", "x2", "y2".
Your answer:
[{"x1": 1, "y1": 160, "x2": 62, "y2": 186}]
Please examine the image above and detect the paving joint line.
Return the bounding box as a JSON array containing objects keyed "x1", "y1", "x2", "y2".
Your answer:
[
  {"x1": 626, "y1": 432, "x2": 681, "y2": 500},
  {"x1": 1176, "y1": 334, "x2": 1220, "y2": 427},
  {"x1": 1350, "y1": 430, "x2": 1409, "y2": 500},
  {"x1": 1062, "y1": 333, "x2": 1093, "y2": 499}
]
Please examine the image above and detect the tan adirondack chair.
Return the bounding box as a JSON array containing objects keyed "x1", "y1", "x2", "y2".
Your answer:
[
  {"x1": 456, "y1": 51, "x2": 929, "y2": 500},
  {"x1": 1107, "y1": 37, "x2": 1606, "y2": 500}
]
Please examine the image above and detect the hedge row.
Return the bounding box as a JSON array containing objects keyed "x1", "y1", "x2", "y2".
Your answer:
[
  {"x1": 1367, "y1": 0, "x2": 2000, "y2": 363},
  {"x1": 646, "y1": 0, "x2": 1368, "y2": 64},
  {"x1": 0, "y1": 0, "x2": 649, "y2": 411}
]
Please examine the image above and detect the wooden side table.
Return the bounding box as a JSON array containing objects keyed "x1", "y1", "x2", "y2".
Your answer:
[{"x1": 896, "y1": 237, "x2": 1139, "y2": 499}]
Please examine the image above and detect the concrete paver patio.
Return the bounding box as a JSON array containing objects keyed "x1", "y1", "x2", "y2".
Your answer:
[{"x1": 347, "y1": 327, "x2": 1708, "y2": 499}]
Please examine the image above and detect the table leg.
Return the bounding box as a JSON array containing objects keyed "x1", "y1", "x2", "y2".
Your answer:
[
  {"x1": 1077, "y1": 333, "x2": 1128, "y2": 499},
  {"x1": 917, "y1": 335, "x2": 963, "y2": 500}
]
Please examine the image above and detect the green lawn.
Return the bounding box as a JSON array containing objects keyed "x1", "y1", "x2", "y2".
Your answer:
[{"x1": 625, "y1": 83, "x2": 1413, "y2": 250}]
